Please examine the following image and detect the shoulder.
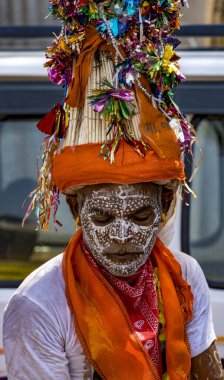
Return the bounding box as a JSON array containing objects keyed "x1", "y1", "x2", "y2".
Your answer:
[
  {"x1": 170, "y1": 249, "x2": 216, "y2": 357},
  {"x1": 170, "y1": 249, "x2": 211, "y2": 311},
  {"x1": 4, "y1": 254, "x2": 69, "y2": 327},
  {"x1": 170, "y1": 249, "x2": 203, "y2": 287},
  {"x1": 3, "y1": 254, "x2": 91, "y2": 379},
  {"x1": 3, "y1": 253, "x2": 82, "y2": 358},
  {"x1": 14, "y1": 253, "x2": 64, "y2": 297},
  {"x1": 170, "y1": 249, "x2": 210, "y2": 310}
]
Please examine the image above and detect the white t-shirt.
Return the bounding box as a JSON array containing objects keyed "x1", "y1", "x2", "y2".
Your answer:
[{"x1": 3, "y1": 250, "x2": 216, "y2": 380}]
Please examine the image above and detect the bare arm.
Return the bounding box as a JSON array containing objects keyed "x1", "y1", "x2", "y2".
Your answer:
[{"x1": 191, "y1": 343, "x2": 224, "y2": 379}]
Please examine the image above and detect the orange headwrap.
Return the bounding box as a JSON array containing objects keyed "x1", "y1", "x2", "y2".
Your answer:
[{"x1": 53, "y1": 140, "x2": 184, "y2": 193}]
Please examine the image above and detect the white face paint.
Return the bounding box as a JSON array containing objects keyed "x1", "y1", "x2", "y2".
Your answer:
[{"x1": 77, "y1": 183, "x2": 162, "y2": 277}]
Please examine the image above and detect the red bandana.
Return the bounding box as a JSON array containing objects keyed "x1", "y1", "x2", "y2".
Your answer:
[{"x1": 81, "y1": 241, "x2": 162, "y2": 374}]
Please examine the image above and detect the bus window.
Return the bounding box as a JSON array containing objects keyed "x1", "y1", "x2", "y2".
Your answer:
[
  {"x1": 0, "y1": 117, "x2": 74, "y2": 283},
  {"x1": 188, "y1": 117, "x2": 224, "y2": 288}
]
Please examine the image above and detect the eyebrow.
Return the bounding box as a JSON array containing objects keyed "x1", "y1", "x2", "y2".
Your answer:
[
  {"x1": 90, "y1": 205, "x2": 155, "y2": 215},
  {"x1": 91, "y1": 207, "x2": 109, "y2": 214}
]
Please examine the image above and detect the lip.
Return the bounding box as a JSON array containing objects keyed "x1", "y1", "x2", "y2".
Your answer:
[{"x1": 111, "y1": 252, "x2": 140, "y2": 260}]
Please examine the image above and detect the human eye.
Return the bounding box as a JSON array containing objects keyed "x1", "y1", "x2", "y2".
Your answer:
[
  {"x1": 132, "y1": 209, "x2": 156, "y2": 224},
  {"x1": 91, "y1": 212, "x2": 113, "y2": 225}
]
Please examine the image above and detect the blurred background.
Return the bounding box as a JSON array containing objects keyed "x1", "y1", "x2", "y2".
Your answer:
[{"x1": 0, "y1": 0, "x2": 224, "y2": 49}]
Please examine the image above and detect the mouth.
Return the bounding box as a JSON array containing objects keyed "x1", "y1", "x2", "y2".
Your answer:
[{"x1": 110, "y1": 252, "x2": 143, "y2": 261}]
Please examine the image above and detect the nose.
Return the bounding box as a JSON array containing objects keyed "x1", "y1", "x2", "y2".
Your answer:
[{"x1": 109, "y1": 218, "x2": 133, "y2": 244}]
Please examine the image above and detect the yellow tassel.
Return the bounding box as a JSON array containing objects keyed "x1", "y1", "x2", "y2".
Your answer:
[
  {"x1": 75, "y1": 216, "x2": 80, "y2": 230},
  {"x1": 161, "y1": 212, "x2": 167, "y2": 225}
]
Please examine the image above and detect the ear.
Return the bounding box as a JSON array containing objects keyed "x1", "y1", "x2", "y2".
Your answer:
[
  {"x1": 161, "y1": 188, "x2": 174, "y2": 215},
  {"x1": 66, "y1": 195, "x2": 79, "y2": 221}
]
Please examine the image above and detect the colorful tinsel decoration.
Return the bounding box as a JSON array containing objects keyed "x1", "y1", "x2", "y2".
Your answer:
[
  {"x1": 45, "y1": 23, "x2": 85, "y2": 86},
  {"x1": 37, "y1": 102, "x2": 67, "y2": 138},
  {"x1": 89, "y1": 78, "x2": 146, "y2": 162},
  {"x1": 23, "y1": 103, "x2": 68, "y2": 230},
  {"x1": 89, "y1": 78, "x2": 135, "y2": 119}
]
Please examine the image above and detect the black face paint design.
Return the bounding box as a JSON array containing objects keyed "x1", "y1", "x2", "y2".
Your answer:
[{"x1": 77, "y1": 183, "x2": 162, "y2": 277}]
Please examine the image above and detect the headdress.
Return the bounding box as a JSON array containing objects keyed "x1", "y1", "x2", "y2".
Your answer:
[{"x1": 24, "y1": 0, "x2": 196, "y2": 230}]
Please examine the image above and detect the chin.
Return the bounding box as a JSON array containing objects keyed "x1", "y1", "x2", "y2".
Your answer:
[{"x1": 106, "y1": 260, "x2": 146, "y2": 277}]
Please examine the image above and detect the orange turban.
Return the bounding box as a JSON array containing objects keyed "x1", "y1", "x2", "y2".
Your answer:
[
  {"x1": 53, "y1": 140, "x2": 184, "y2": 193},
  {"x1": 52, "y1": 28, "x2": 185, "y2": 193}
]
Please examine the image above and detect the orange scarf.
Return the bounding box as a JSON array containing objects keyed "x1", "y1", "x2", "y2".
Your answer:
[{"x1": 63, "y1": 230, "x2": 193, "y2": 380}]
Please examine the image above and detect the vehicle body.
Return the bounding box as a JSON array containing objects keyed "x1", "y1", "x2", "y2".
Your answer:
[{"x1": 0, "y1": 49, "x2": 224, "y2": 378}]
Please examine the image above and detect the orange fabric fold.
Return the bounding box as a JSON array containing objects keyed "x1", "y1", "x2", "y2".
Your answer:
[
  {"x1": 153, "y1": 239, "x2": 193, "y2": 379},
  {"x1": 62, "y1": 230, "x2": 193, "y2": 380},
  {"x1": 65, "y1": 27, "x2": 103, "y2": 108},
  {"x1": 52, "y1": 140, "x2": 185, "y2": 193},
  {"x1": 136, "y1": 78, "x2": 180, "y2": 159}
]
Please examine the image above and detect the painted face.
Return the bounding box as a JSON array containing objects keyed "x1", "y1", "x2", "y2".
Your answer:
[{"x1": 77, "y1": 183, "x2": 162, "y2": 277}]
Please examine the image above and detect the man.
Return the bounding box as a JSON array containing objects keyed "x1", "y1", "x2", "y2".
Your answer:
[
  {"x1": 3, "y1": 0, "x2": 224, "y2": 378},
  {"x1": 3, "y1": 183, "x2": 224, "y2": 379}
]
